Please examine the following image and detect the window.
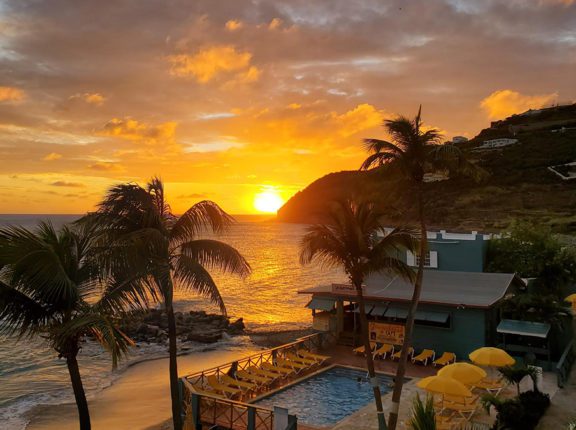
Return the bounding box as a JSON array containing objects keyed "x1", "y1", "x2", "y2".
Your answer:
[
  {"x1": 406, "y1": 251, "x2": 438, "y2": 268},
  {"x1": 416, "y1": 253, "x2": 431, "y2": 267}
]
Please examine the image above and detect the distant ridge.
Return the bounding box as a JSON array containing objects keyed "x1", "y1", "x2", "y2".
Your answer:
[{"x1": 277, "y1": 104, "x2": 576, "y2": 233}]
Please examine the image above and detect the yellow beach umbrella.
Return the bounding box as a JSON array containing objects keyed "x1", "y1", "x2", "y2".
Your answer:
[
  {"x1": 469, "y1": 347, "x2": 515, "y2": 367},
  {"x1": 438, "y1": 362, "x2": 487, "y2": 385},
  {"x1": 417, "y1": 375, "x2": 472, "y2": 397}
]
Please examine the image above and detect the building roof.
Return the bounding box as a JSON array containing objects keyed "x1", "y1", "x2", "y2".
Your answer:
[
  {"x1": 497, "y1": 319, "x2": 551, "y2": 338},
  {"x1": 299, "y1": 270, "x2": 523, "y2": 309}
]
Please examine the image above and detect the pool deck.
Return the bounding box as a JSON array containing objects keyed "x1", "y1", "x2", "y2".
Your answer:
[{"x1": 305, "y1": 344, "x2": 560, "y2": 430}]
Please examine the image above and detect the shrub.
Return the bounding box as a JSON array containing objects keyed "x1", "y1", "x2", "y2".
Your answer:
[
  {"x1": 486, "y1": 390, "x2": 550, "y2": 430},
  {"x1": 408, "y1": 394, "x2": 436, "y2": 430},
  {"x1": 519, "y1": 390, "x2": 550, "y2": 422}
]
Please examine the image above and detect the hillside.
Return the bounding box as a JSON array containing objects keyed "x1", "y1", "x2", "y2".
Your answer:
[{"x1": 277, "y1": 105, "x2": 576, "y2": 233}]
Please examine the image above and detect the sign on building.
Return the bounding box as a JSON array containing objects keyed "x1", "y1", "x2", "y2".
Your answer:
[
  {"x1": 331, "y1": 283, "x2": 361, "y2": 294},
  {"x1": 369, "y1": 321, "x2": 405, "y2": 345}
]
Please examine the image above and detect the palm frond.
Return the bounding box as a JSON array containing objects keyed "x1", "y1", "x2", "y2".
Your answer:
[
  {"x1": 0, "y1": 280, "x2": 52, "y2": 338},
  {"x1": 54, "y1": 312, "x2": 134, "y2": 368},
  {"x1": 170, "y1": 200, "x2": 235, "y2": 245},
  {"x1": 172, "y1": 254, "x2": 226, "y2": 314},
  {"x1": 299, "y1": 224, "x2": 347, "y2": 269},
  {"x1": 0, "y1": 224, "x2": 81, "y2": 311},
  {"x1": 96, "y1": 271, "x2": 157, "y2": 315},
  {"x1": 178, "y1": 239, "x2": 251, "y2": 278}
]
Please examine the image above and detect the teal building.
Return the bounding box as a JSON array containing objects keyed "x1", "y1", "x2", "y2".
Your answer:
[
  {"x1": 301, "y1": 270, "x2": 523, "y2": 361},
  {"x1": 397, "y1": 230, "x2": 492, "y2": 273}
]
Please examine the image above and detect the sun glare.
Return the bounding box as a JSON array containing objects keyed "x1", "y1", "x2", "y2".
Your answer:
[{"x1": 254, "y1": 190, "x2": 284, "y2": 213}]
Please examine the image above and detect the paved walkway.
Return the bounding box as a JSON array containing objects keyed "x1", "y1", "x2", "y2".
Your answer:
[{"x1": 537, "y1": 368, "x2": 576, "y2": 429}]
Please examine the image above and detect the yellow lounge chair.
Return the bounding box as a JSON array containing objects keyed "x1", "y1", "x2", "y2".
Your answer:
[
  {"x1": 247, "y1": 366, "x2": 280, "y2": 380},
  {"x1": 442, "y1": 401, "x2": 477, "y2": 420},
  {"x1": 191, "y1": 384, "x2": 226, "y2": 399},
  {"x1": 236, "y1": 369, "x2": 272, "y2": 386},
  {"x1": 286, "y1": 352, "x2": 316, "y2": 366},
  {"x1": 297, "y1": 349, "x2": 330, "y2": 364},
  {"x1": 392, "y1": 346, "x2": 414, "y2": 361},
  {"x1": 206, "y1": 375, "x2": 242, "y2": 398},
  {"x1": 435, "y1": 394, "x2": 479, "y2": 411},
  {"x1": 353, "y1": 342, "x2": 377, "y2": 356},
  {"x1": 373, "y1": 343, "x2": 394, "y2": 359},
  {"x1": 261, "y1": 362, "x2": 294, "y2": 376},
  {"x1": 473, "y1": 378, "x2": 505, "y2": 395},
  {"x1": 433, "y1": 352, "x2": 456, "y2": 367},
  {"x1": 435, "y1": 413, "x2": 466, "y2": 430},
  {"x1": 220, "y1": 374, "x2": 257, "y2": 392},
  {"x1": 412, "y1": 349, "x2": 435, "y2": 365},
  {"x1": 276, "y1": 357, "x2": 308, "y2": 373}
]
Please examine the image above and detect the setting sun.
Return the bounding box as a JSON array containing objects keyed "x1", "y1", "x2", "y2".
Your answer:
[{"x1": 254, "y1": 190, "x2": 284, "y2": 213}]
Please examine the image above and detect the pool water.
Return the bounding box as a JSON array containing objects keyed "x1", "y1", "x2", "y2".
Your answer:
[{"x1": 253, "y1": 366, "x2": 394, "y2": 427}]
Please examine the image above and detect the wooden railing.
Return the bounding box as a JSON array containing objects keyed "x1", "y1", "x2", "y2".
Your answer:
[
  {"x1": 556, "y1": 339, "x2": 575, "y2": 388},
  {"x1": 184, "y1": 332, "x2": 325, "y2": 388},
  {"x1": 181, "y1": 388, "x2": 280, "y2": 430},
  {"x1": 180, "y1": 332, "x2": 325, "y2": 429}
]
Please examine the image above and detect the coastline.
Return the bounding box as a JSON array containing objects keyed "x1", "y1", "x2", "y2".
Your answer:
[{"x1": 21, "y1": 329, "x2": 311, "y2": 430}]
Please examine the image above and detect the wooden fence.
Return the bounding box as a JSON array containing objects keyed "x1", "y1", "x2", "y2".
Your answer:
[{"x1": 180, "y1": 332, "x2": 325, "y2": 429}]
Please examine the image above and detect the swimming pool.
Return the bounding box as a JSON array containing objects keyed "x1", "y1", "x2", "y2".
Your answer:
[{"x1": 253, "y1": 366, "x2": 395, "y2": 427}]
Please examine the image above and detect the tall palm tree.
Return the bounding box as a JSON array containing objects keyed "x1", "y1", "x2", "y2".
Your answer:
[
  {"x1": 82, "y1": 177, "x2": 251, "y2": 430},
  {"x1": 361, "y1": 107, "x2": 485, "y2": 430},
  {"x1": 300, "y1": 199, "x2": 416, "y2": 430},
  {"x1": 0, "y1": 222, "x2": 134, "y2": 430}
]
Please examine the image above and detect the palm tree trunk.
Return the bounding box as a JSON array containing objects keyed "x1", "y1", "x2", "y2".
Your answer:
[
  {"x1": 388, "y1": 184, "x2": 427, "y2": 430},
  {"x1": 356, "y1": 283, "x2": 388, "y2": 430},
  {"x1": 166, "y1": 293, "x2": 183, "y2": 430},
  {"x1": 66, "y1": 354, "x2": 91, "y2": 430}
]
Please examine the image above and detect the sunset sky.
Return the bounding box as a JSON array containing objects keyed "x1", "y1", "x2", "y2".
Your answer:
[{"x1": 0, "y1": 0, "x2": 575, "y2": 214}]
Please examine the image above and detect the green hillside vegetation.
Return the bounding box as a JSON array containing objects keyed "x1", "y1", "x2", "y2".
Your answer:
[{"x1": 278, "y1": 107, "x2": 576, "y2": 233}]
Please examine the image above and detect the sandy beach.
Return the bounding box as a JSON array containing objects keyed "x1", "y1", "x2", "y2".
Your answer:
[{"x1": 25, "y1": 348, "x2": 258, "y2": 430}]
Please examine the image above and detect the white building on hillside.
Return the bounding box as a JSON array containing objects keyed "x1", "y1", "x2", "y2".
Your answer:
[
  {"x1": 474, "y1": 138, "x2": 519, "y2": 151},
  {"x1": 452, "y1": 136, "x2": 468, "y2": 144}
]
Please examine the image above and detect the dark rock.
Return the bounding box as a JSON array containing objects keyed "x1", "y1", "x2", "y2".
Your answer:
[
  {"x1": 227, "y1": 318, "x2": 245, "y2": 334},
  {"x1": 186, "y1": 330, "x2": 222, "y2": 344}
]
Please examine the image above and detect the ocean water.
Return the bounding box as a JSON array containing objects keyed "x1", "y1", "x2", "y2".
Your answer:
[{"x1": 0, "y1": 214, "x2": 344, "y2": 429}]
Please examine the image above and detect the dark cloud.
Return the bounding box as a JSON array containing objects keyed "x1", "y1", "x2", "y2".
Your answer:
[{"x1": 51, "y1": 181, "x2": 86, "y2": 187}]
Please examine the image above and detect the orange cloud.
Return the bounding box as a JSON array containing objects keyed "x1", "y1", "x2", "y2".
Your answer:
[
  {"x1": 69, "y1": 92, "x2": 106, "y2": 106},
  {"x1": 480, "y1": 89, "x2": 558, "y2": 120},
  {"x1": 100, "y1": 117, "x2": 177, "y2": 142},
  {"x1": 43, "y1": 152, "x2": 63, "y2": 161},
  {"x1": 168, "y1": 45, "x2": 259, "y2": 84},
  {"x1": 88, "y1": 161, "x2": 124, "y2": 172},
  {"x1": 0, "y1": 86, "x2": 25, "y2": 102},
  {"x1": 225, "y1": 20, "x2": 243, "y2": 31},
  {"x1": 333, "y1": 103, "x2": 385, "y2": 137},
  {"x1": 268, "y1": 18, "x2": 282, "y2": 30}
]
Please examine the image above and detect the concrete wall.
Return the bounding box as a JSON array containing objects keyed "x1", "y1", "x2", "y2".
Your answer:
[
  {"x1": 410, "y1": 304, "x2": 487, "y2": 361},
  {"x1": 398, "y1": 233, "x2": 489, "y2": 273},
  {"x1": 429, "y1": 236, "x2": 488, "y2": 272}
]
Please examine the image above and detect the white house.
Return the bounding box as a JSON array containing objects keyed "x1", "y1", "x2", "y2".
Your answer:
[
  {"x1": 452, "y1": 136, "x2": 468, "y2": 144},
  {"x1": 474, "y1": 138, "x2": 519, "y2": 151}
]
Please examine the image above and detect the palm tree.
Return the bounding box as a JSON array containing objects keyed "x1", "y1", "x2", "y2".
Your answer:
[
  {"x1": 0, "y1": 222, "x2": 134, "y2": 430},
  {"x1": 361, "y1": 107, "x2": 485, "y2": 430},
  {"x1": 82, "y1": 177, "x2": 251, "y2": 430},
  {"x1": 300, "y1": 199, "x2": 416, "y2": 430}
]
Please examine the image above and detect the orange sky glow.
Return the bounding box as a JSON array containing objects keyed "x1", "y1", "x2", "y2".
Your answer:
[{"x1": 0, "y1": 0, "x2": 575, "y2": 214}]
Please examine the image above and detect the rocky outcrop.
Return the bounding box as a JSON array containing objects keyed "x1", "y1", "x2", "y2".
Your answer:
[{"x1": 120, "y1": 309, "x2": 245, "y2": 345}]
